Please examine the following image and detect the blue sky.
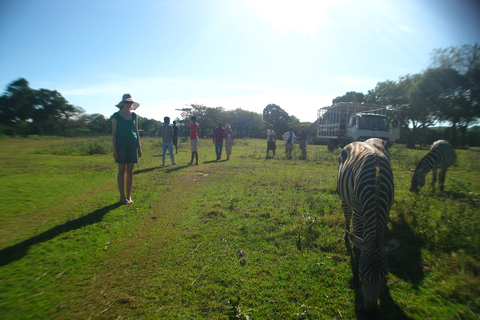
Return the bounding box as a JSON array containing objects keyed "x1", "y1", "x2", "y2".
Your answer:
[{"x1": 1, "y1": 0, "x2": 479, "y2": 122}]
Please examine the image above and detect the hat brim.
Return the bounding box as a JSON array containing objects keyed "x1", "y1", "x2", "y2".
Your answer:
[{"x1": 116, "y1": 100, "x2": 140, "y2": 110}]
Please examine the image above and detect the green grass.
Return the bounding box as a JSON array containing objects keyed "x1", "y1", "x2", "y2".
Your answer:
[{"x1": 0, "y1": 137, "x2": 479, "y2": 319}]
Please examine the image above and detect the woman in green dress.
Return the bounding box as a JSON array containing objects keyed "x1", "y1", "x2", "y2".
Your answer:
[{"x1": 111, "y1": 94, "x2": 142, "y2": 204}]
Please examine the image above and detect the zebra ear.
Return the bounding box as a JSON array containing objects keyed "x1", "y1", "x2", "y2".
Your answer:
[
  {"x1": 349, "y1": 233, "x2": 366, "y2": 251},
  {"x1": 385, "y1": 239, "x2": 400, "y2": 252}
]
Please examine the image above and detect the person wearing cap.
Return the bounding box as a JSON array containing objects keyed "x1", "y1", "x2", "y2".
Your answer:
[
  {"x1": 266, "y1": 124, "x2": 276, "y2": 157},
  {"x1": 111, "y1": 94, "x2": 142, "y2": 204}
]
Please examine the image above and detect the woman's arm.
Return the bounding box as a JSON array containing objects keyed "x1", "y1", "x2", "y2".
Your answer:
[
  {"x1": 135, "y1": 117, "x2": 142, "y2": 157},
  {"x1": 112, "y1": 118, "x2": 119, "y2": 160}
]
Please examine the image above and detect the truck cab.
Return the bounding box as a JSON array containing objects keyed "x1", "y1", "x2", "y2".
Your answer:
[{"x1": 348, "y1": 113, "x2": 395, "y2": 141}]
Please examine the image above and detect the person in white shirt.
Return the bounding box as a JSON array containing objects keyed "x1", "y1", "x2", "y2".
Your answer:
[
  {"x1": 282, "y1": 127, "x2": 296, "y2": 158},
  {"x1": 266, "y1": 124, "x2": 276, "y2": 157}
]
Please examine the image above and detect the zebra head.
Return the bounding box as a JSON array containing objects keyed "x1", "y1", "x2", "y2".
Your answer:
[
  {"x1": 358, "y1": 248, "x2": 388, "y2": 311},
  {"x1": 410, "y1": 168, "x2": 426, "y2": 192},
  {"x1": 350, "y1": 234, "x2": 399, "y2": 311}
]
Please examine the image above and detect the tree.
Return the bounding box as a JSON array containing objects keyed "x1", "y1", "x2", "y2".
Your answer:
[
  {"x1": 87, "y1": 113, "x2": 111, "y2": 135},
  {"x1": 0, "y1": 78, "x2": 36, "y2": 135},
  {"x1": 138, "y1": 117, "x2": 161, "y2": 137},
  {"x1": 32, "y1": 89, "x2": 75, "y2": 136},
  {"x1": 262, "y1": 104, "x2": 290, "y2": 137},
  {"x1": 332, "y1": 91, "x2": 365, "y2": 104},
  {"x1": 60, "y1": 106, "x2": 90, "y2": 135},
  {"x1": 365, "y1": 75, "x2": 435, "y2": 148},
  {"x1": 225, "y1": 108, "x2": 266, "y2": 138},
  {"x1": 410, "y1": 68, "x2": 468, "y2": 147},
  {"x1": 430, "y1": 43, "x2": 480, "y2": 146},
  {"x1": 177, "y1": 104, "x2": 226, "y2": 138}
]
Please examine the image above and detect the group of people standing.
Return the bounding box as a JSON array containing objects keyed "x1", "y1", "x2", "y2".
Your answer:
[
  {"x1": 267, "y1": 124, "x2": 308, "y2": 159},
  {"x1": 184, "y1": 117, "x2": 236, "y2": 165},
  {"x1": 213, "y1": 122, "x2": 235, "y2": 161},
  {"x1": 111, "y1": 93, "x2": 308, "y2": 205}
]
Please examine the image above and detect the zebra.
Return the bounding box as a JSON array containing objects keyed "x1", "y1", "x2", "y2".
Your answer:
[
  {"x1": 410, "y1": 140, "x2": 456, "y2": 192},
  {"x1": 337, "y1": 139, "x2": 398, "y2": 311}
]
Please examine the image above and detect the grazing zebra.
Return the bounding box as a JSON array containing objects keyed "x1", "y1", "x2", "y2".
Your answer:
[
  {"x1": 337, "y1": 140, "x2": 397, "y2": 311},
  {"x1": 410, "y1": 140, "x2": 456, "y2": 192}
]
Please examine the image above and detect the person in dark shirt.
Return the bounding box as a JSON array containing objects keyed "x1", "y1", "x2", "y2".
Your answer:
[
  {"x1": 188, "y1": 116, "x2": 199, "y2": 165},
  {"x1": 298, "y1": 125, "x2": 308, "y2": 160},
  {"x1": 213, "y1": 123, "x2": 225, "y2": 161}
]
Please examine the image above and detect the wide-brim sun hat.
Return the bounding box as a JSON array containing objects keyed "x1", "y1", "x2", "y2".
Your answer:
[{"x1": 116, "y1": 93, "x2": 140, "y2": 110}]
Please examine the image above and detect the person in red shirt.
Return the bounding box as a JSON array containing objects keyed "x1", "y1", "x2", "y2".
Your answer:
[
  {"x1": 213, "y1": 123, "x2": 225, "y2": 161},
  {"x1": 188, "y1": 116, "x2": 199, "y2": 165}
]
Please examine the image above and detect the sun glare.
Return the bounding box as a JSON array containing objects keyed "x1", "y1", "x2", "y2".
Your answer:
[{"x1": 246, "y1": 0, "x2": 345, "y2": 34}]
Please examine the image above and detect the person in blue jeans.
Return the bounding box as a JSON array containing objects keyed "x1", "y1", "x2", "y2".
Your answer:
[{"x1": 159, "y1": 116, "x2": 177, "y2": 166}]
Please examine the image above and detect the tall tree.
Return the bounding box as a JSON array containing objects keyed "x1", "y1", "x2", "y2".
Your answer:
[
  {"x1": 262, "y1": 104, "x2": 290, "y2": 137},
  {"x1": 365, "y1": 75, "x2": 434, "y2": 148},
  {"x1": 225, "y1": 108, "x2": 266, "y2": 138},
  {"x1": 0, "y1": 78, "x2": 36, "y2": 135},
  {"x1": 32, "y1": 89, "x2": 75, "y2": 136},
  {"x1": 429, "y1": 43, "x2": 480, "y2": 145},
  {"x1": 177, "y1": 104, "x2": 226, "y2": 138},
  {"x1": 332, "y1": 91, "x2": 365, "y2": 104},
  {"x1": 411, "y1": 68, "x2": 468, "y2": 147},
  {"x1": 138, "y1": 117, "x2": 161, "y2": 137}
]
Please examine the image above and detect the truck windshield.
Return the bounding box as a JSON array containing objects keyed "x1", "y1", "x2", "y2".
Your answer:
[{"x1": 358, "y1": 115, "x2": 389, "y2": 131}]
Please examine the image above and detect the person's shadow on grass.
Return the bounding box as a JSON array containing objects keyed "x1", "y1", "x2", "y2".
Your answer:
[{"x1": 0, "y1": 202, "x2": 122, "y2": 267}]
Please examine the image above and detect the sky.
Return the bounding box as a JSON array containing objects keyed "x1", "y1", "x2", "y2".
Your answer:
[{"x1": 1, "y1": 0, "x2": 479, "y2": 122}]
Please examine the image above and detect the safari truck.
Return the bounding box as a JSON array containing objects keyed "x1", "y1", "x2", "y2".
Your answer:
[{"x1": 315, "y1": 102, "x2": 400, "y2": 151}]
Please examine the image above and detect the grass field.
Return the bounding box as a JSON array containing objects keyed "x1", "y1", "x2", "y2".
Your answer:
[{"x1": 0, "y1": 136, "x2": 479, "y2": 319}]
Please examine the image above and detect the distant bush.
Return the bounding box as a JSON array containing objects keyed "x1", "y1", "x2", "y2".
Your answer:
[{"x1": 37, "y1": 137, "x2": 111, "y2": 156}]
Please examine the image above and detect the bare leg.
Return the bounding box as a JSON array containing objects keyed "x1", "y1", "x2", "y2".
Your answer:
[
  {"x1": 189, "y1": 152, "x2": 194, "y2": 165},
  {"x1": 194, "y1": 151, "x2": 198, "y2": 165},
  {"x1": 125, "y1": 163, "x2": 135, "y2": 203},
  {"x1": 117, "y1": 163, "x2": 127, "y2": 203}
]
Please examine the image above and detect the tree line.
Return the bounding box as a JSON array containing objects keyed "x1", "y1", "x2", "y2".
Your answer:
[
  {"x1": 0, "y1": 79, "x2": 304, "y2": 139},
  {"x1": 1, "y1": 44, "x2": 479, "y2": 147}
]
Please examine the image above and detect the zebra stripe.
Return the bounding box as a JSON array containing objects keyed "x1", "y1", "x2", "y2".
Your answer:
[
  {"x1": 337, "y1": 138, "x2": 394, "y2": 311},
  {"x1": 410, "y1": 140, "x2": 456, "y2": 192}
]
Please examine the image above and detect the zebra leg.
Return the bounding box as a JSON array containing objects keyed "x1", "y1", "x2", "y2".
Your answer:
[
  {"x1": 439, "y1": 168, "x2": 447, "y2": 191},
  {"x1": 342, "y1": 202, "x2": 352, "y2": 244},
  {"x1": 431, "y1": 167, "x2": 438, "y2": 191}
]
